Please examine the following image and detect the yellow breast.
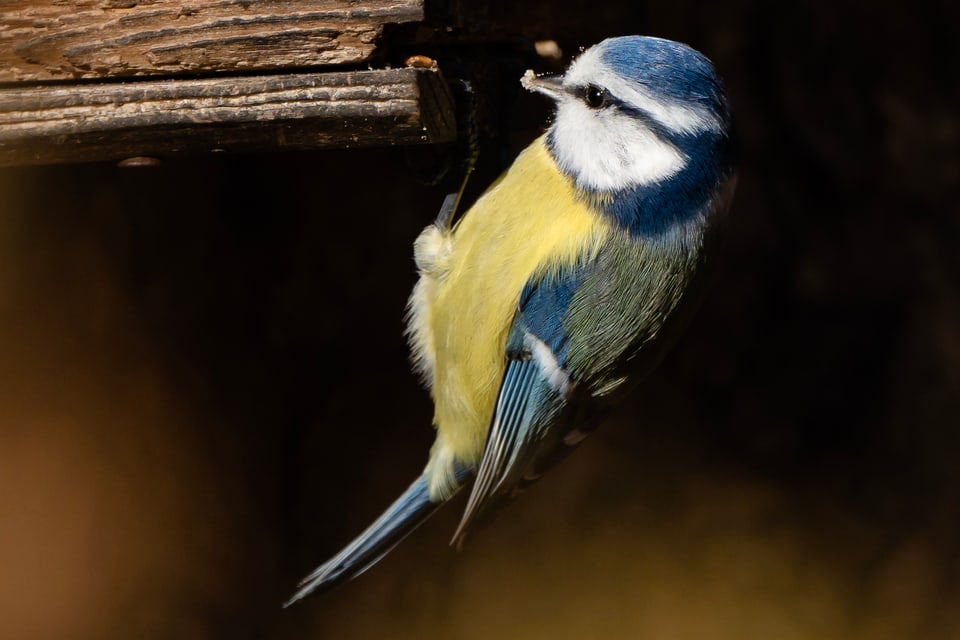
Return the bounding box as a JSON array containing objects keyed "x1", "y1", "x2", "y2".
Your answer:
[{"x1": 409, "y1": 136, "x2": 612, "y2": 498}]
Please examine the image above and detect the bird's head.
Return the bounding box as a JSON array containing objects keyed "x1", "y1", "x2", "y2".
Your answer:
[{"x1": 524, "y1": 36, "x2": 734, "y2": 199}]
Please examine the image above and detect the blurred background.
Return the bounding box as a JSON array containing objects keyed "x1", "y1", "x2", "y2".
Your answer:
[{"x1": 2, "y1": 1, "x2": 959, "y2": 638}]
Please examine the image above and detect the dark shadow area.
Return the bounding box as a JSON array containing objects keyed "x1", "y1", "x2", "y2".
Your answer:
[{"x1": 1, "y1": 1, "x2": 958, "y2": 638}]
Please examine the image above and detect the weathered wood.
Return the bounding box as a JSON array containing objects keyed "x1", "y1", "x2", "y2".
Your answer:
[
  {"x1": 0, "y1": 0, "x2": 424, "y2": 82},
  {"x1": 0, "y1": 67, "x2": 456, "y2": 166}
]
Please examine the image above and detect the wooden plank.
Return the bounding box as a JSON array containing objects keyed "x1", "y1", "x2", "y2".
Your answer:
[
  {"x1": 0, "y1": 67, "x2": 456, "y2": 166},
  {"x1": 0, "y1": 0, "x2": 424, "y2": 82}
]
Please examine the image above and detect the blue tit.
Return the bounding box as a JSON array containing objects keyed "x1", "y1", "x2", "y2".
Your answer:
[{"x1": 286, "y1": 35, "x2": 737, "y2": 605}]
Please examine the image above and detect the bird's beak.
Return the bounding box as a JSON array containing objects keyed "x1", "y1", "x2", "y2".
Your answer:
[{"x1": 521, "y1": 70, "x2": 566, "y2": 101}]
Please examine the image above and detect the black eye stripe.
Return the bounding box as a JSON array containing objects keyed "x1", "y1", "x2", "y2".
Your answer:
[
  {"x1": 575, "y1": 84, "x2": 618, "y2": 109},
  {"x1": 586, "y1": 85, "x2": 605, "y2": 107},
  {"x1": 575, "y1": 84, "x2": 605, "y2": 108},
  {"x1": 572, "y1": 85, "x2": 665, "y2": 127},
  {"x1": 569, "y1": 84, "x2": 675, "y2": 139}
]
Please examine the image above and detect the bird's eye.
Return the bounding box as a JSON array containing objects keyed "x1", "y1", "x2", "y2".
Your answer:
[{"x1": 584, "y1": 85, "x2": 607, "y2": 108}]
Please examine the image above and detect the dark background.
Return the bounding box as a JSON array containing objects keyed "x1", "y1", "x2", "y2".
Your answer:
[{"x1": 2, "y1": 1, "x2": 959, "y2": 638}]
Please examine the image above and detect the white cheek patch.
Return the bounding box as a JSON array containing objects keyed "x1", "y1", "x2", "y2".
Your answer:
[
  {"x1": 550, "y1": 98, "x2": 687, "y2": 192},
  {"x1": 523, "y1": 332, "x2": 571, "y2": 396}
]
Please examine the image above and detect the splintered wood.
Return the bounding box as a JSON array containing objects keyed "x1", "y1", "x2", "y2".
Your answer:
[{"x1": 0, "y1": 0, "x2": 424, "y2": 82}]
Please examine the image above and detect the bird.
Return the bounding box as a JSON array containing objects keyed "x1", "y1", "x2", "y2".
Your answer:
[{"x1": 285, "y1": 35, "x2": 737, "y2": 606}]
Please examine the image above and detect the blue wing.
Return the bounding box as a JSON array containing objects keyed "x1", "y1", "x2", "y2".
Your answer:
[
  {"x1": 452, "y1": 268, "x2": 597, "y2": 544},
  {"x1": 286, "y1": 463, "x2": 472, "y2": 605}
]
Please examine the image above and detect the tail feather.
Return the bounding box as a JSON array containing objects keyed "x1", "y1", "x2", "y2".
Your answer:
[{"x1": 284, "y1": 474, "x2": 450, "y2": 606}]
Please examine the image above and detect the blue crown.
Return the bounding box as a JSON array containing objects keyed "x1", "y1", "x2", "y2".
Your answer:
[{"x1": 598, "y1": 36, "x2": 730, "y2": 126}]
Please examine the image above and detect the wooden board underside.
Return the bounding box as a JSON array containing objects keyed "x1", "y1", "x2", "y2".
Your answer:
[{"x1": 0, "y1": 67, "x2": 456, "y2": 166}]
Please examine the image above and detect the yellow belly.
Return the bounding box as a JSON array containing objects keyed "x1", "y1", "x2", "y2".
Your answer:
[{"x1": 409, "y1": 136, "x2": 612, "y2": 497}]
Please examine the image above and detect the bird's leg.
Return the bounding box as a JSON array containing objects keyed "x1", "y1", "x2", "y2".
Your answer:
[{"x1": 434, "y1": 78, "x2": 478, "y2": 231}]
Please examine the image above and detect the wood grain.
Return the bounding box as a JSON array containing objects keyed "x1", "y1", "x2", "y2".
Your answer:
[
  {"x1": 0, "y1": 0, "x2": 424, "y2": 82},
  {"x1": 0, "y1": 67, "x2": 456, "y2": 166}
]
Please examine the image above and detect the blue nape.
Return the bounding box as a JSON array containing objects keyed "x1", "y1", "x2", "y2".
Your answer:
[{"x1": 599, "y1": 127, "x2": 733, "y2": 237}]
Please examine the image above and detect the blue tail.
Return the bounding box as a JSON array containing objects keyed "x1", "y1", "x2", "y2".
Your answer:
[{"x1": 284, "y1": 474, "x2": 453, "y2": 606}]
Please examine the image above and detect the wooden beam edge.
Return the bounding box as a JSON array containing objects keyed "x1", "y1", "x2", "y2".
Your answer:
[{"x1": 0, "y1": 67, "x2": 457, "y2": 167}]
